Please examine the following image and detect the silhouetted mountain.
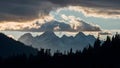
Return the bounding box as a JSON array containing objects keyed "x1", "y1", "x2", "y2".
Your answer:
[
  {"x1": 35, "y1": 31, "x2": 59, "y2": 41},
  {"x1": 0, "y1": 33, "x2": 37, "y2": 58},
  {"x1": 61, "y1": 35, "x2": 74, "y2": 45},
  {"x1": 18, "y1": 33, "x2": 34, "y2": 45},
  {"x1": 0, "y1": 33, "x2": 120, "y2": 68},
  {"x1": 18, "y1": 31, "x2": 96, "y2": 52},
  {"x1": 32, "y1": 31, "x2": 63, "y2": 52}
]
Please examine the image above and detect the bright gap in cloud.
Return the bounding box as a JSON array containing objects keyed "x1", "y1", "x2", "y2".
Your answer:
[{"x1": 53, "y1": 6, "x2": 120, "y2": 19}]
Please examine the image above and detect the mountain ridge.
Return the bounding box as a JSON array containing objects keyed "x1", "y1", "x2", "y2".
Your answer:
[{"x1": 18, "y1": 31, "x2": 96, "y2": 52}]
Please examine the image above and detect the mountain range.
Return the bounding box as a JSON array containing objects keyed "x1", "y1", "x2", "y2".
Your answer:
[
  {"x1": 0, "y1": 33, "x2": 37, "y2": 58},
  {"x1": 18, "y1": 31, "x2": 96, "y2": 52}
]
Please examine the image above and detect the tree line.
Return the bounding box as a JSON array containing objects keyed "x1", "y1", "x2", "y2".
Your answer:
[{"x1": 0, "y1": 33, "x2": 120, "y2": 68}]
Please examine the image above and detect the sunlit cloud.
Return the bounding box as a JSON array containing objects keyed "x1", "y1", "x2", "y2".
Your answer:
[
  {"x1": 56, "y1": 6, "x2": 120, "y2": 19},
  {"x1": 22, "y1": 15, "x2": 101, "y2": 32},
  {"x1": 0, "y1": 0, "x2": 119, "y2": 32},
  {"x1": 0, "y1": 15, "x2": 54, "y2": 31},
  {"x1": 0, "y1": 22, "x2": 39, "y2": 31},
  {"x1": 0, "y1": 13, "x2": 101, "y2": 32},
  {"x1": 60, "y1": 14, "x2": 101, "y2": 31}
]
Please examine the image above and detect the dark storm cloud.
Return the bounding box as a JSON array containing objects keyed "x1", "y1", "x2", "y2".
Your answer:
[
  {"x1": 0, "y1": 0, "x2": 58, "y2": 22},
  {"x1": 0, "y1": 0, "x2": 120, "y2": 22}
]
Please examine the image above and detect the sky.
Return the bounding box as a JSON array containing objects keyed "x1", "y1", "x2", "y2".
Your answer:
[{"x1": 0, "y1": 0, "x2": 120, "y2": 39}]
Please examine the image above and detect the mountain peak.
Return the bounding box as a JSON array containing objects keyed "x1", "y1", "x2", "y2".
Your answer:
[
  {"x1": 87, "y1": 35, "x2": 95, "y2": 38},
  {"x1": 18, "y1": 33, "x2": 34, "y2": 45},
  {"x1": 43, "y1": 31, "x2": 55, "y2": 35},
  {"x1": 0, "y1": 33, "x2": 37, "y2": 58},
  {"x1": 35, "y1": 31, "x2": 59, "y2": 41},
  {"x1": 21, "y1": 33, "x2": 33, "y2": 38},
  {"x1": 18, "y1": 33, "x2": 33, "y2": 41},
  {"x1": 75, "y1": 32, "x2": 85, "y2": 38},
  {"x1": 62, "y1": 35, "x2": 68, "y2": 38},
  {"x1": 62, "y1": 35, "x2": 74, "y2": 39},
  {"x1": 41, "y1": 31, "x2": 57, "y2": 37},
  {"x1": 18, "y1": 32, "x2": 96, "y2": 52}
]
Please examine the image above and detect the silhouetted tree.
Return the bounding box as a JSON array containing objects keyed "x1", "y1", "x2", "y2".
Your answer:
[
  {"x1": 0, "y1": 33, "x2": 120, "y2": 68},
  {"x1": 94, "y1": 36, "x2": 101, "y2": 48},
  {"x1": 102, "y1": 36, "x2": 111, "y2": 47}
]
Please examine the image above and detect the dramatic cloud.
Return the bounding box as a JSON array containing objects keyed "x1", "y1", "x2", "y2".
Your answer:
[
  {"x1": 22, "y1": 16, "x2": 101, "y2": 32},
  {"x1": 28, "y1": 21, "x2": 73, "y2": 32},
  {"x1": 62, "y1": 6, "x2": 120, "y2": 19},
  {"x1": 0, "y1": 12, "x2": 101, "y2": 32},
  {"x1": 0, "y1": 0, "x2": 58, "y2": 22},
  {"x1": 0, "y1": 15, "x2": 54, "y2": 30},
  {"x1": 60, "y1": 15, "x2": 101, "y2": 31},
  {"x1": 0, "y1": 22, "x2": 40, "y2": 31},
  {"x1": 49, "y1": 0, "x2": 120, "y2": 19},
  {"x1": 0, "y1": 0, "x2": 120, "y2": 22}
]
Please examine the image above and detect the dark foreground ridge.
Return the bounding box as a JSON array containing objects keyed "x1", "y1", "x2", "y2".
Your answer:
[{"x1": 0, "y1": 33, "x2": 120, "y2": 68}]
